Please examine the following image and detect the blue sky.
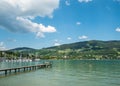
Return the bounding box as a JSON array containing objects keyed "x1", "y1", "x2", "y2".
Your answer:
[{"x1": 0, "y1": 0, "x2": 120, "y2": 50}]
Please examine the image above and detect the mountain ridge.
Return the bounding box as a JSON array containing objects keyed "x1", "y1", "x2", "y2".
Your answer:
[
  {"x1": 1, "y1": 40, "x2": 120, "y2": 60},
  {"x1": 6, "y1": 40, "x2": 120, "y2": 51},
  {"x1": 46, "y1": 40, "x2": 120, "y2": 50}
]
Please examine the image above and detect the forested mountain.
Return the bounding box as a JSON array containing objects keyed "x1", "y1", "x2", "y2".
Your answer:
[
  {"x1": 0, "y1": 40, "x2": 120, "y2": 60},
  {"x1": 39, "y1": 40, "x2": 120, "y2": 59},
  {"x1": 47, "y1": 40, "x2": 120, "y2": 50},
  {"x1": 8, "y1": 47, "x2": 36, "y2": 52}
]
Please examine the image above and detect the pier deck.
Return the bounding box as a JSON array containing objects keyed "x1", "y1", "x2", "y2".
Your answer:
[{"x1": 0, "y1": 62, "x2": 52, "y2": 75}]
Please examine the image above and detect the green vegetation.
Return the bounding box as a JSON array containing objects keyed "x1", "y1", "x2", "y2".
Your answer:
[{"x1": 0, "y1": 40, "x2": 120, "y2": 60}]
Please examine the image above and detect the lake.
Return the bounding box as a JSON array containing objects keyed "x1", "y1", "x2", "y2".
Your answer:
[{"x1": 0, "y1": 60, "x2": 120, "y2": 86}]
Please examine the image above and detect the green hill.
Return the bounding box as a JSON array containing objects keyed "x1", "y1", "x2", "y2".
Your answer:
[
  {"x1": 0, "y1": 40, "x2": 120, "y2": 60},
  {"x1": 38, "y1": 40, "x2": 120, "y2": 59},
  {"x1": 47, "y1": 40, "x2": 120, "y2": 50},
  {"x1": 8, "y1": 47, "x2": 36, "y2": 52}
]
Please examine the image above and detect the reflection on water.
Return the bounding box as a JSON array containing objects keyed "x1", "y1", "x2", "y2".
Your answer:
[{"x1": 0, "y1": 60, "x2": 120, "y2": 86}]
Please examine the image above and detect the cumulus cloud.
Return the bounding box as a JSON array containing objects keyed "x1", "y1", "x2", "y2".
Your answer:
[
  {"x1": 16, "y1": 17, "x2": 56, "y2": 37},
  {"x1": 0, "y1": 0, "x2": 59, "y2": 37},
  {"x1": 54, "y1": 42, "x2": 61, "y2": 46},
  {"x1": 78, "y1": 35, "x2": 88, "y2": 40},
  {"x1": 116, "y1": 27, "x2": 120, "y2": 32},
  {"x1": 67, "y1": 37, "x2": 72, "y2": 40},
  {"x1": 78, "y1": 0, "x2": 92, "y2": 3},
  {"x1": 65, "y1": 1, "x2": 70, "y2": 6},
  {"x1": 76, "y1": 22, "x2": 81, "y2": 25},
  {"x1": 0, "y1": 42, "x2": 7, "y2": 51},
  {"x1": 54, "y1": 39, "x2": 61, "y2": 46}
]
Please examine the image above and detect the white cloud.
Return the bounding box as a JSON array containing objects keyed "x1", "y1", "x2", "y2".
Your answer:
[
  {"x1": 116, "y1": 27, "x2": 120, "y2": 32},
  {"x1": 0, "y1": 42, "x2": 7, "y2": 51},
  {"x1": 76, "y1": 22, "x2": 81, "y2": 25},
  {"x1": 54, "y1": 39, "x2": 61, "y2": 46},
  {"x1": 65, "y1": 1, "x2": 70, "y2": 6},
  {"x1": 16, "y1": 17, "x2": 56, "y2": 37},
  {"x1": 78, "y1": 0, "x2": 92, "y2": 3},
  {"x1": 0, "y1": 0, "x2": 59, "y2": 37},
  {"x1": 78, "y1": 35, "x2": 88, "y2": 40},
  {"x1": 67, "y1": 37, "x2": 72, "y2": 40},
  {"x1": 54, "y1": 42, "x2": 61, "y2": 46}
]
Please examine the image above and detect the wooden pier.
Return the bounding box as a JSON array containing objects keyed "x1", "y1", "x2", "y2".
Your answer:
[{"x1": 0, "y1": 62, "x2": 52, "y2": 75}]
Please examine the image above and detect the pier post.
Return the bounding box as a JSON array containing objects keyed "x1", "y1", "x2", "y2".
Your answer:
[
  {"x1": 15, "y1": 69, "x2": 17, "y2": 73},
  {"x1": 24, "y1": 68, "x2": 25, "y2": 71},
  {"x1": 5, "y1": 70, "x2": 7, "y2": 75},
  {"x1": 9, "y1": 69, "x2": 11, "y2": 73}
]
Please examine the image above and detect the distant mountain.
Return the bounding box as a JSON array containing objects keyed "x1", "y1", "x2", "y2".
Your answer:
[
  {"x1": 8, "y1": 47, "x2": 36, "y2": 52},
  {"x1": 47, "y1": 40, "x2": 120, "y2": 50},
  {"x1": 39, "y1": 40, "x2": 120, "y2": 59},
  {"x1": 1, "y1": 40, "x2": 120, "y2": 59},
  {"x1": 7, "y1": 40, "x2": 120, "y2": 52}
]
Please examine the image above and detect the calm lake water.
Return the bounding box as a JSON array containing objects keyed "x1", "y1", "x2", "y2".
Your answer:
[{"x1": 0, "y1": 60, "x2": 120, "y2": 86}]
